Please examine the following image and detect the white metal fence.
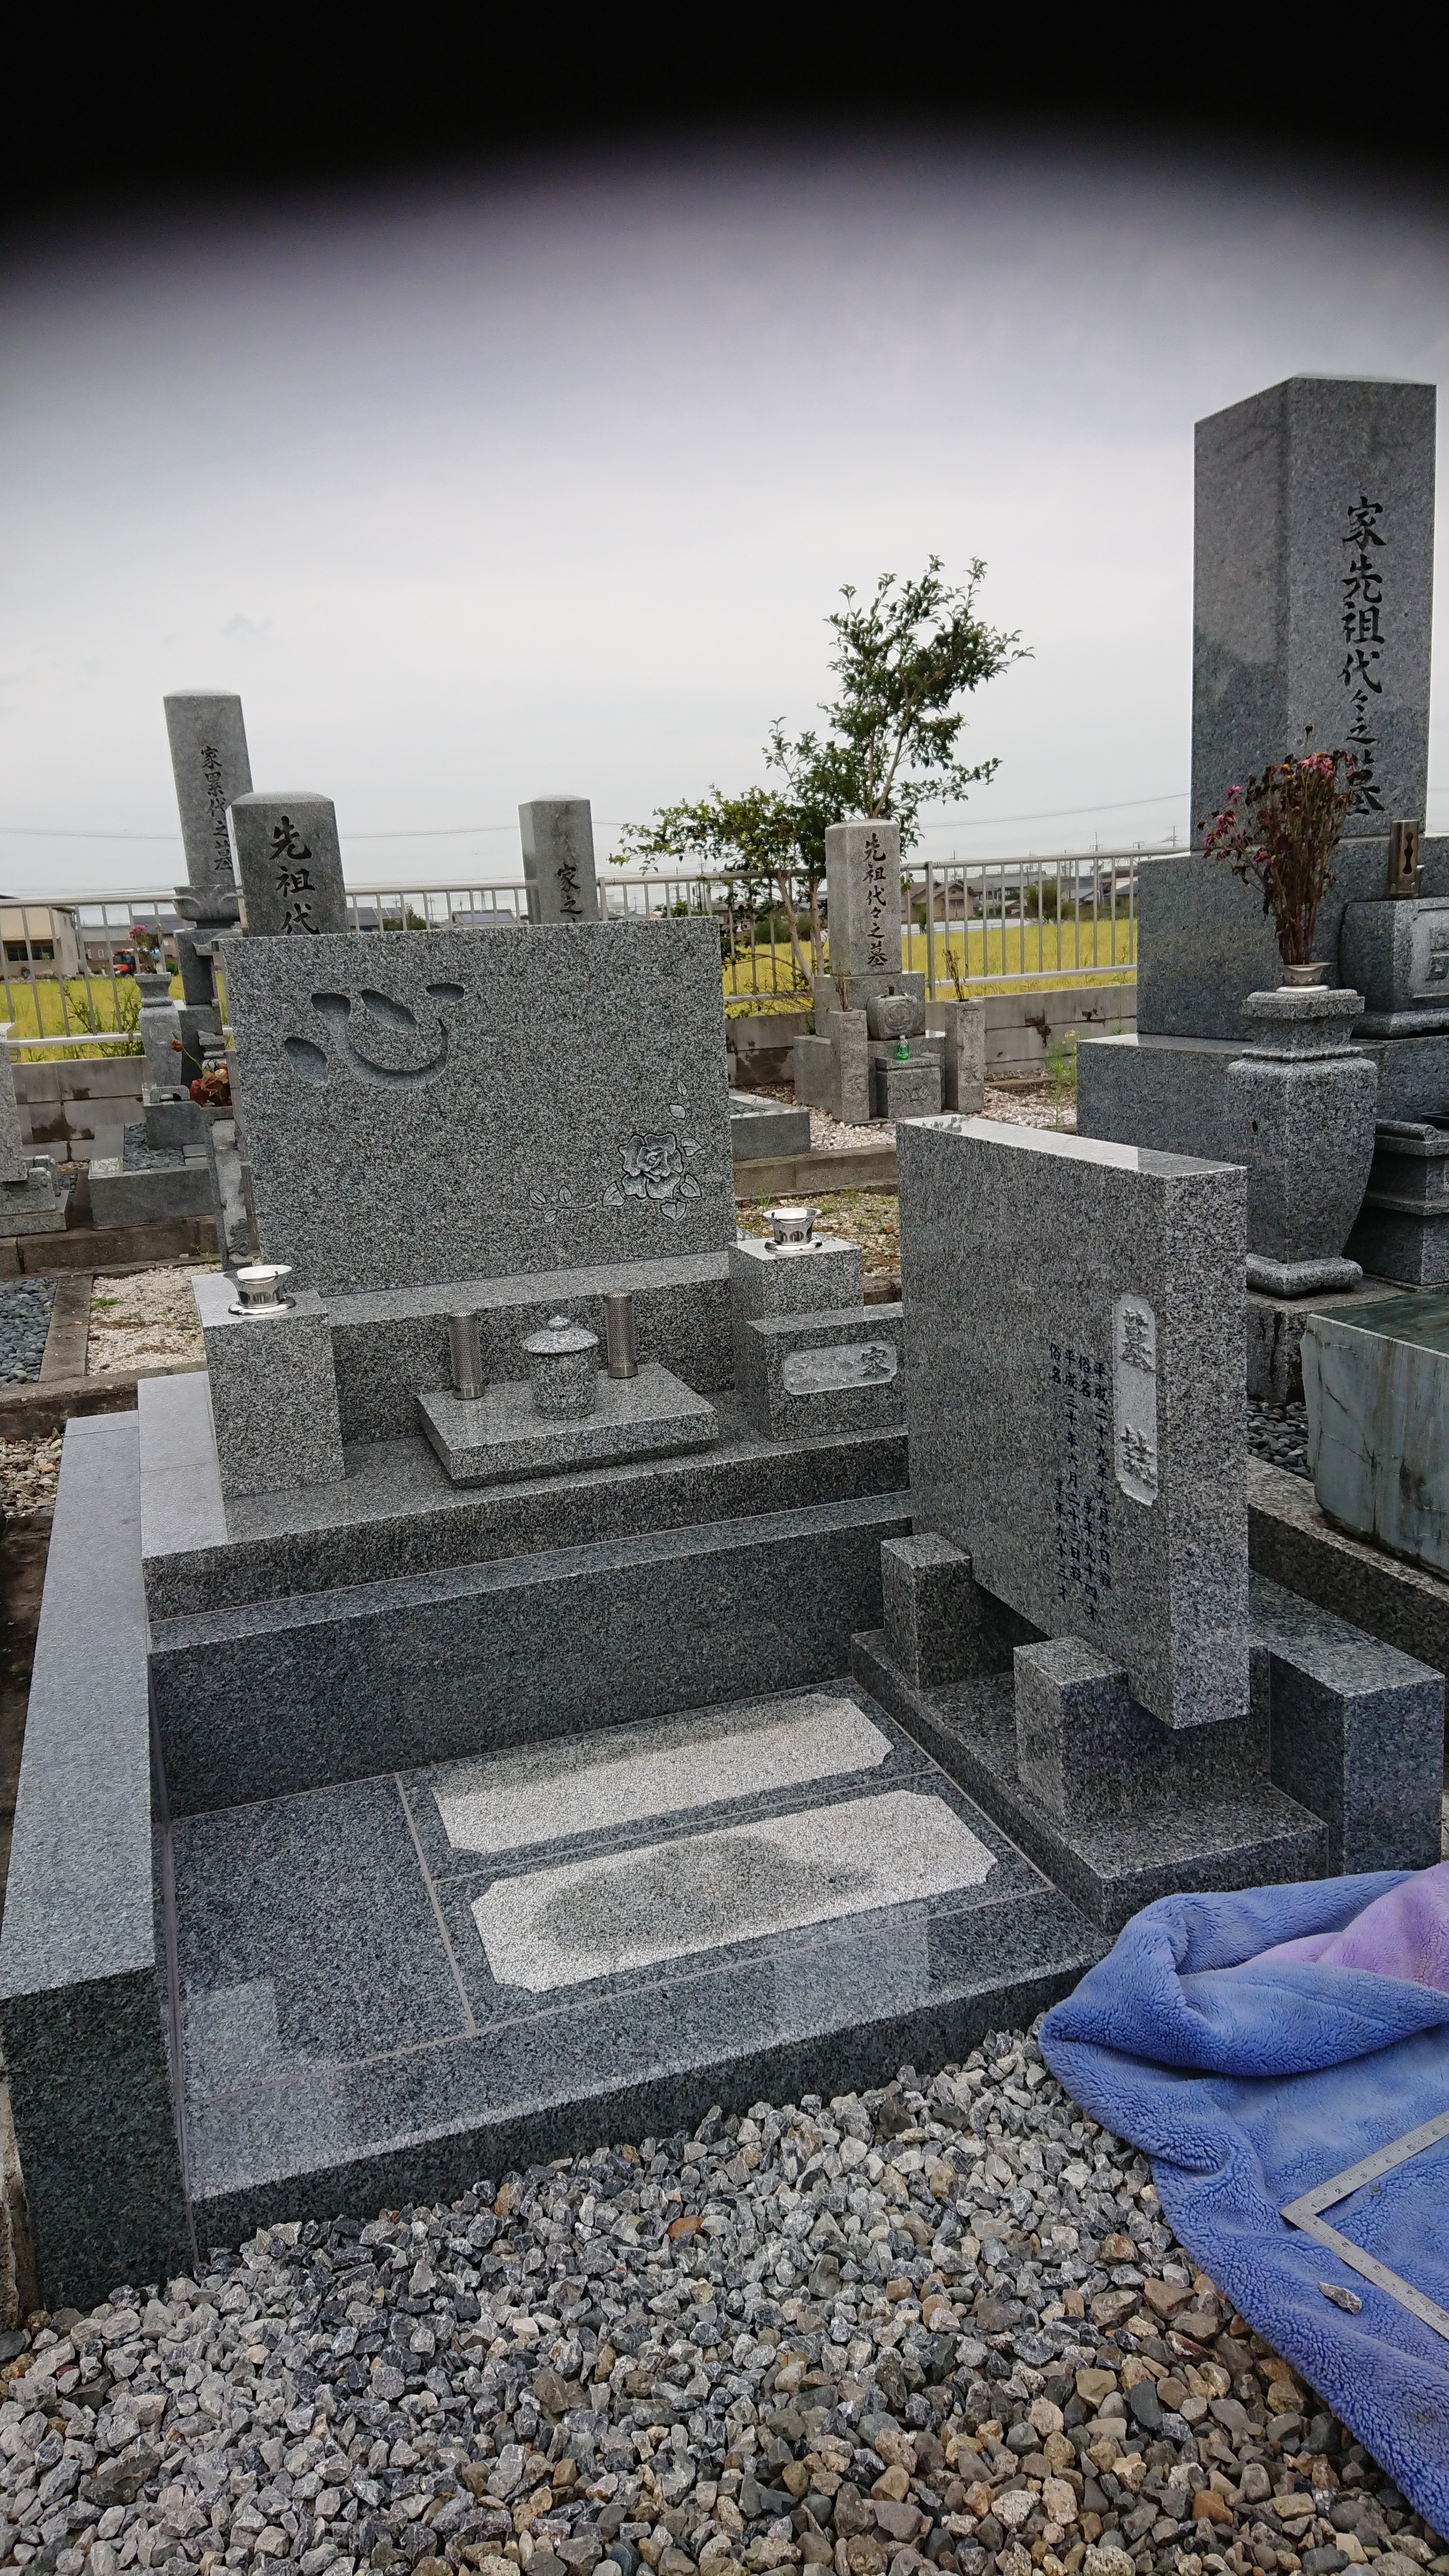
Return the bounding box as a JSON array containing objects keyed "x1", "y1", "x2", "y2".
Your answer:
[{"x1": 0, "y1": 848, "x2": 1148, "y2": 1047}]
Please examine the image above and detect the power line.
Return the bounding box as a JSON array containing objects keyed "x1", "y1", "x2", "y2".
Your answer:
[{"x1": 6, "y1": 783, "x2": 1449, "y2": 845}]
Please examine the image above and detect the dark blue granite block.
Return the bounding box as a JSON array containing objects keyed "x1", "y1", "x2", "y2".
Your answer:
[
  {"x1": 149, "y1": 1492, "x2": 913, "y2": 1812},
  {"x1": 167, "y1": 1681, "x2": 1099, "y2": 2243},
  {"x1": 1250, "y1": 1572, "x2": 1444, "y2": 1873},
  {"x1": 138, "y1": 1371, "x2": 910, "y2": 1619},
  {"x1": 0, "y1": 1414, "x2": 192, "y2": 2310}
]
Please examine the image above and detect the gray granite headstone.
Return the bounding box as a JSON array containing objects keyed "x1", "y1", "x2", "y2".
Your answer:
[
  {"x1": 1127, "y1": 378, "x2": 1437, "y2": 1044},
  {"x1": 163, "y1": 693, "x2": 250, "y2": 910},
  {"x1": 897, "y1": 1116, "x2": 1248, "y2": 1730},
  {"x1": 0, "y1": 1031, "x2": 30, "y2": 1183},
  {"x1": 519, "y1": 798, "x2": 600, "y2": 923},
  {"x1": 826, "y1": 820, "x2": 902, "y2": 976},
  {"x1": 227, "y1": 792, "x2": 348, "y2": 937},
  {"x1": 1193, "y1": 376, "x2": 1434, "y2": 839},
  {"x1": 224, "y1": 921, "x2": 733, "y2": 1295}
]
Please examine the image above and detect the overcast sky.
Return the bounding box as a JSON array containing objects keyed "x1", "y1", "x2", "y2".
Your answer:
[{"x1": 4, "y1": 127, "x2": 1449, "y2": 900}]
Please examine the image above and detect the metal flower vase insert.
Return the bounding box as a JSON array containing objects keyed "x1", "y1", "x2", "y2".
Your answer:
[{"x1": 1225, "y1": 988, "x2": 1378, "y2": 1296}]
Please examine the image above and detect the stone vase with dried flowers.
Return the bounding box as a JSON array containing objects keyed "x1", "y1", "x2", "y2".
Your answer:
[{"x1": 1206, "y1": 740, "x2": 1379, "y2": 1294}]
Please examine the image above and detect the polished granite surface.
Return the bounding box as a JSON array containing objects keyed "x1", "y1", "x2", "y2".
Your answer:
[{"x1": 168, "y1": 1679, "x2": 1098, "y2": 2237}]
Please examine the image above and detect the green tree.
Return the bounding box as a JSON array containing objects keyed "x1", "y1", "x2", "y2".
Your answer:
[{"x1": 618, "y1": 557, "x2": 1027, "y2": 983}]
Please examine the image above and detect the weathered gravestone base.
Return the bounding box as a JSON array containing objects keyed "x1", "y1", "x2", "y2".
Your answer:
[{"x1": 0, "y1": 1039, "x2": 70, "y2": 1235}]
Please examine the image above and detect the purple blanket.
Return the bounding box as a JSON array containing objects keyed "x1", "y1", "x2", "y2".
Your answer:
[{"x1": 1251, "y1": 1859, "x2": 1449, "y2": 1991}]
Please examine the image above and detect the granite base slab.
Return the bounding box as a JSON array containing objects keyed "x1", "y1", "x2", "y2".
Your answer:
[
  {"x1": 0, "y1": 1166, "x2": 73, "y2": 1236},
  {"x1": 138, "y1": 1370, "x2": 910, "y2": 1618},
  {"x1": 1076, "y1": 1030, "x2": 1237, "y2": 1161},
  {"x1": 729, "y1": 1094, "x2": 812, "y2": 1160},
  {"x1": 89, "y1": 1127, "x2": 213, "y2": 1225},
  {"x1": 850, "y1": 1629, "x2": 1325, "y2": 1931},
  {"x1": 417, "y1": 1363, "x2": 718, "y2": 1484},
  {"x1": 169, "y1": 1680, "x2": 1099, "y2": 2243},
  {"x1": 1248, "y1": 1452, "x2": 1449, "y2": 1685},
  {"x1": 149, "y1": 1489, "x2": 914, "y2": 1812},
  {"x1": 0, "y1": 1413, "x2": 193, "y2": 2311}
]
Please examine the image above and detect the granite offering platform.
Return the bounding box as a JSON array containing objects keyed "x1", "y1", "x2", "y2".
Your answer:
[
  {"x1": 88, "y1": 1120, "x2": 212, "y2": 1225},
  {"x1": 417, "y1": 1363, "x2": 720, "y2": 1485}
]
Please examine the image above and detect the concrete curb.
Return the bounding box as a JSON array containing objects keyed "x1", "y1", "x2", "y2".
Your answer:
[
  {"x1": 734, "y1": 1144, "x2": 898, "y2": 1197},
  {"x1": 0, "y1": 1361, "x2": 205, "y2": 1442}
]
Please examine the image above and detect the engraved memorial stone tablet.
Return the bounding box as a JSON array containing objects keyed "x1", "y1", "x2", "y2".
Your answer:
[
  {"x1": 224, "y1": 919, "x2": 734, "y2": 1295},
  {"x1": 227, "y1": 792, "x2": 348, "y2": 937},
  {"x1": 1193, "y1": 377, "x2": 1434, "y2": 842},
  {"x1": 825, "y1": 819, "x2": 902, "y2": 976},
  {"x1": 897, "y1": 1116, "x2": 1248, "y2": 1730},
  {"x1": 519, "y1": 797, "x2": 600, "y2": 923},
  {"x1": 163, "y1": 692, "x2": 251, "y2": 907},
  {"x1": 781, "y1": 1337, "x2": 899, "y2": 1395},
  {"x1": 1130, "y1": 377, "x2": 1438, "y2": 1041}
]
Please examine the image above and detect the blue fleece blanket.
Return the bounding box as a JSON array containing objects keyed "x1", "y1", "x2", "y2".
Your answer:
[{"x1": 1040, "y1": 1873, "x2": 1449, "y2": 2535}]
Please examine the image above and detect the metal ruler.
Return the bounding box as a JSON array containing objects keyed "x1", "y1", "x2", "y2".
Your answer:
[{"x1": 1280, "y1": 2105, "x2": 1449, "y2": 2345}]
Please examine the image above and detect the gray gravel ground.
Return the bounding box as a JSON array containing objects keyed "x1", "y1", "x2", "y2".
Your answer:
[
  {"x1": 0, "y1": 1281, "x2": 55, "y2": 1388},
  {"x1": 3, "y1": 2024, "x2": 1444, "y2": 2576},
  {"x1": 1245, "y1": 1405, "x2": 1310, "y2": 1481}
]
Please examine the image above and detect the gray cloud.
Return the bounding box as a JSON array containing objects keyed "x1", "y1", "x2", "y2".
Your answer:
[{"x1": 2, "y1": 131, "x2": 1447, "y2": 896}]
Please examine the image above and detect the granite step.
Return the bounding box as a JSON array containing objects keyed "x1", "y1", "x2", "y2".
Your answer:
[
  {"x1": 165, "y1": 1679, "x2": 1101, "y2": 2246},
  {"x1": 148, "y1": 1489, "x2": 915, "y2": 1813},
  {"x1": 139, "y1": 1370, "x2": 909, "y2": 1619},
  {"x1": 851, "y1": 1630, "x2": 1329, "y2": 1933}
]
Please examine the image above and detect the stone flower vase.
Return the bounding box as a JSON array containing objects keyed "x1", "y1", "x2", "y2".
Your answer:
[{"x1": 1224, "y1": 985, "x2": 1377, "y2": 1295}]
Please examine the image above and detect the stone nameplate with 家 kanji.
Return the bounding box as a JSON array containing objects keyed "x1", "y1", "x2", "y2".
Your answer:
[
  {"x1": 223, "y1": 920, "x2": 734, "y2": 1295},
  {"x1": 896, "y1": 1117, "x2": 1248, "y2": 1729}
]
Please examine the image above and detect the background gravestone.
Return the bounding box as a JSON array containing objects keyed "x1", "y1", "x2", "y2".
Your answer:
[
  {"x1": 825, "y1": 819, "x2": 902, "y2": 977},
  {"x1": 1131, "y1": 376, "x2": 1438, "y2": 1040},
  {"x1": 227, "y1": 792, "x2": 348, "y2": 936},
  {"x1": 1193, "y1": 376, "x2": 1434, "y2": 840},
  {"x1": 519, "y1": 798, "x2": 600, "y2": 922},
  {"x1": 897, "y1": 1115, "x2": 1249, "y2": 1731},
  {"x1": 163, "y1": 693, "x2": 249, "y2": 912},
  {"x1": 224, "y1": 919, "x2": 734, "y2": 1294}
]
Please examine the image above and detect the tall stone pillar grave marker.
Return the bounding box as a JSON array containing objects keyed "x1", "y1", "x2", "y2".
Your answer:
[
  {"x1": 825, "y1": 818, "x2": 903, "y2": 979},
  {"x1": 519, "y1": 798, "x2": 600, "y2": 922},
  {"x1": 227, "y1": 792, "x2": 349, "y2": 937},
  {"x1": 163, "y1": 692, "x2": 249, "y2": 915}
]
